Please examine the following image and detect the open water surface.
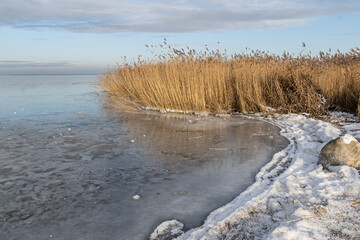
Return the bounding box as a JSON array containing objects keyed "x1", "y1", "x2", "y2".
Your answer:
[{"x1": 0, "y1": 75, "x2": 288, "y2": 240}]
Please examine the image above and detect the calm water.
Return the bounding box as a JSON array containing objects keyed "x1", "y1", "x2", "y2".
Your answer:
[{"x1": 0, "y1": 75, "x2": 288, "y2": 240}]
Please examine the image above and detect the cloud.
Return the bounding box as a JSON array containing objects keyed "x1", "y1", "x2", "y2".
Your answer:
[{"x1": 0, "y1": 0, "x2": 359, "y2": 33}]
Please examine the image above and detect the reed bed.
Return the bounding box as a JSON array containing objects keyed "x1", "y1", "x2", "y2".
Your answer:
[{"x1": 99, "y1": 41, "x2": 360, "y2": 118}]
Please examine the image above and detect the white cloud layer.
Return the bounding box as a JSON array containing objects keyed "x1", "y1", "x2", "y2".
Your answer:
[{"x1": 0, "y1": 0, "x2": 359, "y2": 32}]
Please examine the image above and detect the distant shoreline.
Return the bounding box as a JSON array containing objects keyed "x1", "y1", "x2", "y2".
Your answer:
[{"x1": 0, "y1": 73, "x2": 101, "y2": 76}]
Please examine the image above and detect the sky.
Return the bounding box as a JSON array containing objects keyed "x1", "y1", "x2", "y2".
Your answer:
[{"x1": 0, "y1": 0, "x2": 359, "y2": 75}]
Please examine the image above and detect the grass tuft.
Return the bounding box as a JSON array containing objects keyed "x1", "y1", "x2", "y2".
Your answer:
[{"x1": 99, "y1": 41, "x2": 360, "y2": 118}]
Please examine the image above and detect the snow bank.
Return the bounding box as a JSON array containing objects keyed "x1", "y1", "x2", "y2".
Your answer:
[
  {"x1": 166, "y1": 114, "x2": 360, "y2": 240},
  {"x1": 342, "y1": 134, "x2": 358, "y2": 144}
]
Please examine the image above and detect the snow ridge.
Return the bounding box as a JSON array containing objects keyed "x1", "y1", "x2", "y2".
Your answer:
[
  {"x1": 342, "y1": 134, "x2": 357, "y2": 144},
  {"x1": 176, "y1": 114, "x2": 360, "y2": 240}
]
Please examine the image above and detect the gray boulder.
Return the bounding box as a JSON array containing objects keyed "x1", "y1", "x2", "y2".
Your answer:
[{"x1": 318, "y1": 134, "x2": 360, "y2": 170}]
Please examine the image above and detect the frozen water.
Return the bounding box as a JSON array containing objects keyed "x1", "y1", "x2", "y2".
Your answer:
[{"x1": 0, "y1": 75, "x2": 288, "y2": 240}]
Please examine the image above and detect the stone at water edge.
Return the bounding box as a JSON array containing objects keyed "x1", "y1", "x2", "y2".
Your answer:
[
  {"x1": 132, "y1": 195, "x2": 140, "y2": 200},
  {"x1": 149, "y1": 220, "x2": 184, "y2": 240},
  {"x1": 318, "y1": 134, "x2": 360, "y2": 170}
]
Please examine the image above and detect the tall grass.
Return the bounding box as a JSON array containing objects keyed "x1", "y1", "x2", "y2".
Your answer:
[{"x1": 99, "y1": 41, "x2": 360, "y2": 118}]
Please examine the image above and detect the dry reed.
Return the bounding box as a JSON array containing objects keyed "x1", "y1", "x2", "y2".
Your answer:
[{"x1": 99, "y1": 40, "x2": 360, "y2": 118}]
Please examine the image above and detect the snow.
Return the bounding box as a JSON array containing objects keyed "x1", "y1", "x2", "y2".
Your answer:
[
  {"x1": 342, "y1": 134, "x2": 358, "y2": 144},
  {"x1": 141, "y1": 106, "x2": 210, "y2": 117},
  {"x1": 151, "y1": 113, "x2": 360, "y2": 240},
  {"x1": 149, "y1": 220, "x2": 184, "y2": 240}
]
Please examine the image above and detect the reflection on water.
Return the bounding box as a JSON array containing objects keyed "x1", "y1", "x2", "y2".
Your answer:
[{"x1": 0, "y1": 75, "x2": 288, "y2": 240}]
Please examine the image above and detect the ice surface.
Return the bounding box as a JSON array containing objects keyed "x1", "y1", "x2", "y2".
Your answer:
[
  {"x1": 0, "y1": 75, "x2": 288, "y2": 240},
  {"x1": 2, "y1": 75, "x2": 359, "y2": 240}
]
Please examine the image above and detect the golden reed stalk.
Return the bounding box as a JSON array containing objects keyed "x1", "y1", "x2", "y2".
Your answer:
[{"x1": 99, "y1": 41, "x2": 360, "y2": 118}]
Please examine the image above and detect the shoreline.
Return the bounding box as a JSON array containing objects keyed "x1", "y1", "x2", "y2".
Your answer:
[{"x1": 150, "y1": 112, "x2": 360, "y2": 240}]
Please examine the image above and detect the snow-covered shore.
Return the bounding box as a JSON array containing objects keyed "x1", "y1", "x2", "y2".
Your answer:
[{"x1": 152, "y1": 113, "x2": 360, "y2": 240}]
